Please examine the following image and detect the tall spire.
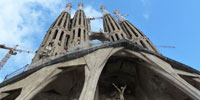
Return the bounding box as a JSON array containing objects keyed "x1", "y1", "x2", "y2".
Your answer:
[
  {"x1": 100, "y1": 5, "x2": 128, "y2": 41},
  {"x1": 114, "y1": 10, "x2": 160, "y2": 54},
  {"x1": 32, "y1": 3, "x2": 72, "y2": 63},
  {"x1": 68, "y1": 2, "x2": 90, "y2": 50}
]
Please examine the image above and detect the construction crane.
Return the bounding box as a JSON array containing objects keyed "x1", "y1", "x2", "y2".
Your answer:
[
  {"x1": 89, "y1": 14, "x2": 128, "y2": 20},
  {"x1": 0, "y1": 44, "x2": 34, "y2": 70}
]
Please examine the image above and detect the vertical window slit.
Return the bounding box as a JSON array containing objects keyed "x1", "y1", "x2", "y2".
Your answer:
[
  {"x1": 140, "y1": 40, "x2": 147, "y2": 48},
  {"x1": 111, "y1": 16, "x2": 120, "y2": 30},
  {"x1": 146, "y1": 40, "x2": 156, "y2": 51},
  {"x1": 59, "y1": 31, "x2": 64, "y2": 41},
  {"x1": 104, "y1": 18, "x2": 111, "y2": 32},
  {"x1": 121, "y1": 34, "x2": 124, "y2": 38},
  {"x1": 111, "y1": 36, "x2": 114, "y2": 41},
  {"x1": 79, "y1": 11, "x2": 82, "y2": 25},
  {"x1": 84, "y1": 30, "x2": 86, "y2": 41},
  {"x1": 125, "y1": 22, "x2": 138, "y2": 37},
  {"x1": 72, "y1": 30, "x2": 75, "y2": 43},
  {"x1": 64, "y1": 14, "x2": 68, "y2": 28},
  {"x1": 53, "y1": 30, "x2": 58, "y2": 39},
  {"x1": 107, "y1": 16, "x2": 115, "y2": 31},
  {"x1": 66, "y1": 35, "x2": 69, "y2": 47},
  {"x1": 115, "y1": 34, "x2": 119, "y2": 40},
  {"x1": 73, "y1": 13, "x2": 78, "y2": 27},
  {"x1": 78, "y1": 28, "x2": 81, "y2": 37},
  {"x1": 58, "y1": 13, "x2": 65, "y2": 26}
]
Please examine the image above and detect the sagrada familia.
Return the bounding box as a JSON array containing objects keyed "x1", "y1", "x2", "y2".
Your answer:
[{"x1": 0, "y1": 2, "x2": 200, "y2": 100}]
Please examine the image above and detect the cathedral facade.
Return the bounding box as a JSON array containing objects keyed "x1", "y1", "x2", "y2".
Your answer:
[{"x1": 0, "y1": 2, "x2": 200, "y2": 100}]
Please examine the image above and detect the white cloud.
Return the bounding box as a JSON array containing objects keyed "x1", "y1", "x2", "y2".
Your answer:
[
  {"x1": 140, "y1": 0, "x2": 151, "y2": 20},
  {"x1": 0, "y1": 0, "x2": 103, "y2": 82},
  {"x1": 84, "y1": 6, "x2": 103, "y2": 31},
  {"x1": 143, "y1": 13, "x2": 149, "y2": 20}
]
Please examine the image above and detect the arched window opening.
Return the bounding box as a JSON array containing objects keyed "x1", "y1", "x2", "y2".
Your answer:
[
  {"x1": 31, "y1": 66, "x2": 85, "y2": 100},
  {"x1": 78, "y1": 28, "x2": 81, "y2": 37},
  {"x1": 1, "y1": 88, "x2": 22, "y2": 100},
  {"x1": 53, "y1": 30, "x2": 58, "y2": 39}
]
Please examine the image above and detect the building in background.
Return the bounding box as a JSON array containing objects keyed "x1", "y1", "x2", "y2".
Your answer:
[{"x1": 0, "y1": 2, "x2": 200, "y2": 100}]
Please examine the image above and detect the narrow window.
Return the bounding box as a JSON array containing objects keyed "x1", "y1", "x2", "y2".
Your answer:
[
  {"x1": 78, "y1": 28, "x2": 81, "y2": 37},
  {"x1": 58, "y1": 13, "x2": 65, "y2": 26},
  {"x1": 107, "y1": 16, "x2": 115, "y2": 31},
  {"x1": 79, "y1": 11, "x2": 82, "y2": 25},
  {"x1": 66, "y1": 35, "x2": 69, "y2": 47},
  {"x1": 72, "y1": 30, "x2": 75, "y2": 42},
  {"x1": 140, "y1": 40, "x2": 147, "y2": 48},
  {"x1": 73, "y1": 14, "x2": 78, "y2": 27},
  {"x1": 53, "y1": 30, "x2": 58, "y2": 39},
  {"x1": 146, "y1": 40, "x2": 156, "y2": 51},
  {"x1": 126, "y1": 22, "x2": 138, "y2": 37},
  {"x1": 111, "y1": 16, "x2": 120, "y2": 30},
  {"x1": 121, "y1": 34, "x2": 124, "y2": 38},
  {"x1": 104, "y1": 18, "x2": 111, "y2": 32},
  {"x1": 84, "y1": 30, "x2": 86, "y2": 41},
  {"x1": 115, "y1": 34, "x2": 119, "y2": 40},
  {"x1": 111, "y1": 36, "x2": 114, "y2": 41},
  {"x1": 59, "y1": 31, "x2": 64, "y2": 41},
  {"x1": 64, "y1": 14, "x2": 68, "y2": 28}
]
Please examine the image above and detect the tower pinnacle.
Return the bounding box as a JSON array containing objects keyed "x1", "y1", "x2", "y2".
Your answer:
[
  {"x1": 114, "y1": 10, "x2": 127, "y2": 23},
  {"x1": 100, "y1": 5, "x2": 109, "y2": 16},
  {"x1": 78, "y1": 2, "x2": 83, "y2": 9},
  {"x1": 64, "y1": 3, "x2": 72, "y2": 14}
]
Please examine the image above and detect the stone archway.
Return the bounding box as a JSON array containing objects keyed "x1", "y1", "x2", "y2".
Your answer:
[{"x1": 31, "y1": 66, "x2": 85, "y2": 100}]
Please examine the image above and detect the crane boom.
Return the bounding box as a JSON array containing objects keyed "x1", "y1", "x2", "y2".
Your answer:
[{"x1": 0, "y1": 45, "x2": 18, "y2": 69}]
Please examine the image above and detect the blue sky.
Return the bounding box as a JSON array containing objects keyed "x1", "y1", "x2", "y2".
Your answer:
[{"x1": 0, "y1": 0, "x2": 199, "y2": 82}]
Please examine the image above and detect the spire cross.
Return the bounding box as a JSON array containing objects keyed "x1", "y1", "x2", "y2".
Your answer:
[
  {"x1": 78, "y1": 2, "x2": 83, "y2": 9},
  {"x1": 100, "y1": 5, "x2": 109, "y2": 16},
  {"x1": 114, "y1": 10, "x2": 127, "y2": 22},
  {"x1": 64, "y1": 3, "x2": 72, "y2": 14}
]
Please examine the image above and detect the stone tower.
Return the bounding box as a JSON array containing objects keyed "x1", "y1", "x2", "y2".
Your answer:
[
  {"x1": 0, "y1": 3, "x2": 200, "y2": 100},
  {"x1": 32, "y1": 3, "x2": 72, "y2": 63},
  {"x1": 114, "y1": 10, "x2": 160, "y2": 54}
]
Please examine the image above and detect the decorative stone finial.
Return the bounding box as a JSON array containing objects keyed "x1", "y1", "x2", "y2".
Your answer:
[
  {"x1": 66, "y1": 3, "x2": 72, "y2": 8},
  {"x1": 100, "y1": 5, "x2": 109, "y2": 16},
  {"x1": 78, "y1": 2, "x2": 83, "y2": 9},
  {"x1": 100, "y1": 5, "x2": 106, "y2": 10},
  {"x1": 114, "y1": 10, "x2": 119, "y2": 14},
  {"x1": 114, "y1": 10, "x2": 127, "y2": 23},
  {"x1": 64, "y1": 3, "x2": 72, "y2": 14}
]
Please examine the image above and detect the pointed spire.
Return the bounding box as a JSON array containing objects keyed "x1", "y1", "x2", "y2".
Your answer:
[
  {"x1": 114, "y1": 10, "x2": 127, "y2": 23},
  {"x1": 64, "y1": 3, "x2": 72, "y2": 14},
  {"x1": 78, "y1": 2, "x2": 83, "y2": 10},
  {"x1": 100, "y1": 5, "x2": 109, "y2": 16}
]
